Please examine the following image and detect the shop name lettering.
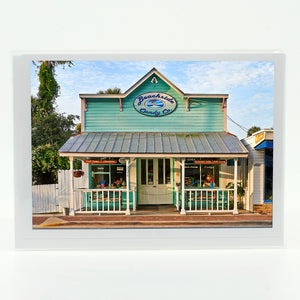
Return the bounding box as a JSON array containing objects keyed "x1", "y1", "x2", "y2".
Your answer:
[
  {"x1": 137, "y1": 94, "x2": 175, "y2": 105},
  {"x1": 139, "y1": 107, "x2": 170, "y2": 116}
]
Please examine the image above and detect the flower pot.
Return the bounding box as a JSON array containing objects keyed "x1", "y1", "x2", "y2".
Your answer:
[{"x1": 73, "y1": 170, "x2": 84, "y2": 177}]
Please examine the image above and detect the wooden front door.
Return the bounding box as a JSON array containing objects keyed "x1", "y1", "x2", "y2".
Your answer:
[{"x1": 138, "y1": 158, "x2": 173, "y2": 205}]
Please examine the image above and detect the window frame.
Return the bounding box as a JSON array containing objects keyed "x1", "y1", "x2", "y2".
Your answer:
[
  {"x1": 90, "y1": 162, "x2": 126, "y2": 189},
  {"x1": 184, "y1": 161, "x2": 221, "y2": 188}
]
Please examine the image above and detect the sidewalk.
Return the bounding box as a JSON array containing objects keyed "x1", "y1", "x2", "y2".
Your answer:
[{"x1": 33, "y1": 212, "x2": 272, "y2": 228}]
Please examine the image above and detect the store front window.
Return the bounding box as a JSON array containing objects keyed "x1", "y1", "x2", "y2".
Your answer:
[
  {"x1": 264, "y1": 149, "x2": 273, "y2": 200},
  {"x1": 91, "y1": 163, "x2": 126, "y2": 189},
  {"x1": 185, "y1": 160, "x2": 220, "y2": 188}
]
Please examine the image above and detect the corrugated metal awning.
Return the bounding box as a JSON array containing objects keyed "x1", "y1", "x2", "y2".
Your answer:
[{"x1": 59, "y1": 132, "x2": 248, "y2": 158}]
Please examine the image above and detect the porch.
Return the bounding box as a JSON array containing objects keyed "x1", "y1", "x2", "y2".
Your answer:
[
  {"x1": 59, "y1": 132, "x2": 248, "y2": 216},
  {"x1": 72, "y1": 186, "x2": 236, "y2": 215}
]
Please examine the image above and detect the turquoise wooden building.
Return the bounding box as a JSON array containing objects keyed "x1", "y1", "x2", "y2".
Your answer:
[{"x1": 59, "y1": 68, "x2": 248, "y2": 216}]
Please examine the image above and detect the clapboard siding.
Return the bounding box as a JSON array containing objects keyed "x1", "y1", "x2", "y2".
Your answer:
[
  {"x1": 251, "y1": 151, "x2": 264, "y2": 205},
  {"x1": 85, "y1": 74, "x2": 224, "y2": 132},
  {"x1": 243, "y1": 136, "x2": 264, "y2": 205}
]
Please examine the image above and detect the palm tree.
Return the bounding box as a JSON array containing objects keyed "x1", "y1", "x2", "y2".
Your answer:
[
  {"x1": 97, "y1": 87, "x2": 121, "y2": 94},
  {"x1": 247, "y1": 126, "x2": 261, "y2": 137}
]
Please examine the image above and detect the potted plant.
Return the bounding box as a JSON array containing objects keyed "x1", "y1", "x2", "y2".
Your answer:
[
  {"x1": 73, "y1": 170, "x2": 84, "y2": 177},
  {"x1": 226, "y1": 182, "x2": 245, "y2": 209}
]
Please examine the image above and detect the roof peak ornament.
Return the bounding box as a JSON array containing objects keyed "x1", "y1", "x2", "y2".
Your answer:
[{"x1": 151, "y1": 77, "x2": 158, "y2": 84}]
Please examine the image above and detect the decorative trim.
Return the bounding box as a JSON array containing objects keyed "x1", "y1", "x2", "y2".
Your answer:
[
  {"x1": 60, "y1": 152, "x2": 248, "y2": 158},
  {"x1": 81, "y1": 98, "x2": 86, "y2": 132},
  {"x1": 84, "y1": 98, "x2": 87, "y2": 111},
  {"x1": 119, "y1": 98, "x2": 122, "y2": 112},
  {"x1": 184, "y1": 94, "x2": 229, "y2": 98},
  {"x1": 151, "y1": 76, "x2": 158, "y2": 83},
  {"x1": 223, "y1": 98, "x2": 227, "y2": 131},
  {"x1": 186, "y1": 97, "x2": 190, "y2": 112}
]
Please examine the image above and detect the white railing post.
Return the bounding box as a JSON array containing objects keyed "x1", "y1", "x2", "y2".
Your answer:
[
  {"x1": 125, "y1": 159, "x2": 130, "y2": 215},
  {"x1": 133, "y1": 187, "x2": 136, "y2": 212},
  {"x1": 175, "y1": 186, "x2": 179, "y2": 211},
  {"x1": 69, "y1": 156, "x2": 75, "y2": 216},
  {"x1": 233, "y1": 158, "x2": 239, "y2": 214},
  {"x1": 180, "y1": 159, "x2": 186, "y2": 215}
]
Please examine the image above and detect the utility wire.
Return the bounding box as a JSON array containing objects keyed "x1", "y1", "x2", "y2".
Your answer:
[{"x1": 227, "y1": 115, "x2": 248, "y2": 133}]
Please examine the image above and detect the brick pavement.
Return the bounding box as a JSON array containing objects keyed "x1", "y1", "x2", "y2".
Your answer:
[{"x1": 32, "y1": 211, "x2": 272, "y2": 228}]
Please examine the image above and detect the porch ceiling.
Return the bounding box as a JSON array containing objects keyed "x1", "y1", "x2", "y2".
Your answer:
[{"x1": 59, "y1": 132, "x2": 248, "y2": 158}]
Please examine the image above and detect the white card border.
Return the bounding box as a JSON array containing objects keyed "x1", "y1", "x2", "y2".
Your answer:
[{"x1": 14, "y1": 52, "x2": 284, "y2": 249}]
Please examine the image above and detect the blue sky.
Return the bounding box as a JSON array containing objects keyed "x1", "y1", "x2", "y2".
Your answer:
[{"x1": 31, "y1": 60, "x2": 274, "y2": 139}]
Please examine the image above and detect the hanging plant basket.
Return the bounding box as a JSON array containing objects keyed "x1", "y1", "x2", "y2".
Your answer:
[{"x1": 73, "y1": 170, "x2": 84, "y2": 178}]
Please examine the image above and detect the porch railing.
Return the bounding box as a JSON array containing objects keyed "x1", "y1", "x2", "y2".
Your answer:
[
  {"x1": 176, "y1": 188, "x2": 234, "y2": 213},
  {"x1": 74, "y1": 188, "x2": 136, "y2": 214}
]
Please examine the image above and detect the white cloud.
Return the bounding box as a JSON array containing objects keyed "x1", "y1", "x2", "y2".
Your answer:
[
  {"x1": 227, "y1": 92, "x2": 274, "y2": 137},
  {"x1": 180, "y1": 61, "x2": 274, "y2": 93}
]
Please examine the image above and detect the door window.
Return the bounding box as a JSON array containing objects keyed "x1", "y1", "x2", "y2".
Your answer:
[
  {"x1": 158, "y1": 159, "x2": 164, "y2": 184},
  {"x1": 147, "y1": 159, "x2": 154, "y2": 185},
  {"x1": 141, "y1": 159, "x2": 146, "y2": 185},
  {"x1": 140, "y1": 158, "x2": 171, "y2": 185},
  {"x1": 158, "y1": 158, "x2": 171, "y2": 184},
  {"x1": 165, "y1": 159, "x2": 171, "y2": 184}
]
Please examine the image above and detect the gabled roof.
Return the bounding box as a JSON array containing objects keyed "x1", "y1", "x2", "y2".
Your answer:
[
  {"x1": 79, "y1": 68, "x2": 228, "y2": 99},
  {"x1": 123, "y1": 67, "x2": 184, "y2": 96}
]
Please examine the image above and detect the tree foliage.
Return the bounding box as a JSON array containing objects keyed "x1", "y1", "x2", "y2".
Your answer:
[
  {"x1": 32, "y1": 61, "x2": 79, "y2": 185},
  {"x1": 97, "y1": 87, "x2": 121, "y2": 94},
  {"x1": 32, "y1": 144, "x2": 70, "y2": 184},
  {"x1": 76, "y1": 123, "x2": 81, "y2": 132},
  {"x1": 32, "y1": 96, "x2": 79, "y2": 147},
  {"x1": 37, "y1": 63, "x2": 59, "y2": 112},
  {"x1": 247, "y1": 126, "x2": 261, "y2": 137}
]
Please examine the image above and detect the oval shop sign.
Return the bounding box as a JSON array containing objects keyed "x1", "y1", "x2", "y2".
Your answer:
[{"x1": 133, "y1": 92, "x2": 177, "y2": 117}]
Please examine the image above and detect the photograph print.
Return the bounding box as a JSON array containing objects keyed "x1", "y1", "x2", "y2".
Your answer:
[{"x1": 31, "y1": 60, "x2": 274, "y2": 229}]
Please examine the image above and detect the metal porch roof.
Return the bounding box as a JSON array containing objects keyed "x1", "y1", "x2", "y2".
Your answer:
[{"x1": 59, "y1": 132, "x2": 248, "y2": 157}]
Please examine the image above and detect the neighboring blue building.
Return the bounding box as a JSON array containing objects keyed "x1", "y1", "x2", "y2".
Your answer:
[
  {"x1": 242, "y1": 129, "x2": 273, "y2": 212},
  {"x1": 59, "y1": 68, "x2": 248, "y2": 216}
]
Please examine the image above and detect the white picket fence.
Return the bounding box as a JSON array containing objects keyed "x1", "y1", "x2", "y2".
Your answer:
[
  {"x1": 32, "y1": 184, "x2": 59, "y2": 213},
  {"x1": 32, "y1": 168, "x2": 89, "y2": 214},
  {"x1": 57, "y1": 169, "x2": 88, "y2": 211}
]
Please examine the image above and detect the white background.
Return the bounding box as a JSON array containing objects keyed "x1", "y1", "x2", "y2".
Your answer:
[{"x1": 1, "y1": 0, "x2": 300, "y2": 299}]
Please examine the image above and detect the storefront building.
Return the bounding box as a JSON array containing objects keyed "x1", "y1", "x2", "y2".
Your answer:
[
  {"x1": 59, "y1": 68, "x2": 248, "y2": 215},
  {"x1": 242, "y1": 129, "x2": 273, "y2": 213}
]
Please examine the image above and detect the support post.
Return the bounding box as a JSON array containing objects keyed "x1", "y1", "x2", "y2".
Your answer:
[
  {"x1": 186, "y1": 97, "x2": 190, "y2": 112},
  {"x1": 119, "y1": 98, "x2": 123, "y2": 112},
  {"x1": 69, "y1": 156, "x2": 75, "y2": 216},
  {"x1": 180, "y1": 158, "x2": 186, "y2": 215},
  {"x1": 233, "y1": 158, "x2": 239, "y2": 214},
  {"x1": 126, "y1": 159, "x2": 130, "y2": 215}
]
